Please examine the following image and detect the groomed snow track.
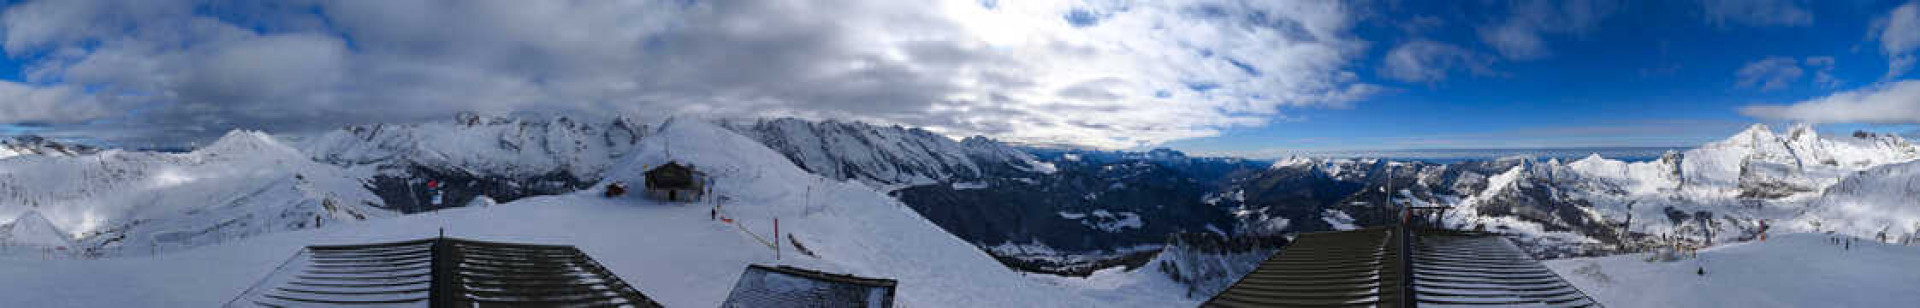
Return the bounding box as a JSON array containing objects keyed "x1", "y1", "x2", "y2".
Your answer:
[
  {"x1": 226, "y1": 237, "x2": 662, "y2": 307},
  {"x1": 1202, "y1": 227, "x2": 1598, "y2": 307}
]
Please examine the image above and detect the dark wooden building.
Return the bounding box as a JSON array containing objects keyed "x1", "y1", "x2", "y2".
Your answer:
[{"x1": 644, "y1": 161, "x2": 705, "y2": 202}]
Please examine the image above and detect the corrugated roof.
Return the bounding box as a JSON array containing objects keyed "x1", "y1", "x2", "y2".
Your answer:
[
  {"x1": 226, "y1": 237, "x2": 662, "y2": 308},
  {"x1": 1204, "y1": 227, "x2": 1599, "y2": 307}
]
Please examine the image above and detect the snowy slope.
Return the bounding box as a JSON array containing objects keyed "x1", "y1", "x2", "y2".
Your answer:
[
  {"x1": 1546, "y1": 233, "x2": 1920, "y2": 307},
  {"x1": 1797, "y1": 160, "x2": 1920, "y2": 242},
  {"x1": 724, "y1": 118, "x2": 1051, "y2": 186},
  {"x1": 1417, "y1": 124, "x2": 1920, "y2": 253},
  {"x1": 300, "y1": 113, "x2": 648, "y2": 212},
  {"x1": 0, "y1": 211, "x2": 72, "y2": 247},
  {"x1": 0, "y1": 117, "x2": 1118, "y2": 307},
  {"x1": 604, "y1": 118, "x2": 1099, "y2": 306},
  {"x1": 303, "y1": 113, "x2": 646, "y2": 180},
  {"x1": 0, "y1": 131, "x2": 392, "y2": 256}
]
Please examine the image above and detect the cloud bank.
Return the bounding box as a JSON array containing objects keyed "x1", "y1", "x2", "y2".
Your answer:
[
  {"x1": 1741, "y1": 80, "x2": 1920, "y2": 124},
  {"x1": 0, "y1": 0, "x2": 1381, "y2": 149}
]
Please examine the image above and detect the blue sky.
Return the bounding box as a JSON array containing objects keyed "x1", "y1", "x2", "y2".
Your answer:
[
  {"x1": 6, "y1": 0, "x2": 1920, "y2": 157},
  {"x1": 1170, "y1": 0, "x2": 1920, "y2": 156}
]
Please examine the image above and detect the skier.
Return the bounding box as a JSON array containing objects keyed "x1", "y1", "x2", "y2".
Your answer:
[{"x1": 1696, "y1": 266, "x2": 1705, "y2": 276}]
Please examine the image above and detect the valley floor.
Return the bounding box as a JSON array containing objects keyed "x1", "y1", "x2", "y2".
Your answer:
[{"x1": 1544, "y1": 233, "x2": 1920, "y2": 307}]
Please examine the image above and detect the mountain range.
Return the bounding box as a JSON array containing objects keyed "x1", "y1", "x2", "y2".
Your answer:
[{"x1": 1, "y1": 116, "x2": 1917, "y2": 301}]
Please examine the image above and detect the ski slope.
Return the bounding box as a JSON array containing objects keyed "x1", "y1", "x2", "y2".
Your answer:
[
  {"x1": 0, "y1": 119, "x2": 1112, "y2": 307},
  {"x1": 1545, "y1": 233, "x2": 1920, "y2": 307}
]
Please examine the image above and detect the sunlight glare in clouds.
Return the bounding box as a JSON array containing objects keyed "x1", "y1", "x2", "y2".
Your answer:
[{"x1": 0, "y1": 0, "x2": 1378, "y2": 149}]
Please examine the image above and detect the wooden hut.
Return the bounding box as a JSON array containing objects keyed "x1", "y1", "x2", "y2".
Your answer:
[{"x1": 644, "y1": 162, "x2": 705, "y2": 202}]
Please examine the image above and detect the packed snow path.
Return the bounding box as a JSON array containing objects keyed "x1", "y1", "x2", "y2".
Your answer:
[{"x1": 1546, "y1": 233, "x2": 1920, "y2": 307}]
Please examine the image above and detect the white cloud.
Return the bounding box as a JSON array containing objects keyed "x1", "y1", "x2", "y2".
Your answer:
[
  {"x1": 0, "y1": 0, "x2": 1379, "y2": 149},
  {"x1": 0, "y1": 81, "x2": 113, "y2": 124},
  {"x1": 1699, "y1": 0, "x2": 1813, "y2": 28},
  {"x1": 1379, "y1": 40, "x2": 1496, "y2": 83},
  {"x1": 1872, "y1": 2, "x2": 1920, "y2": 79},
  {"x1": 1476, "y1": 0, "x2": 1620, "y2": 61},
  {"x1": 1806, "y1": 56, "x2": 1841, "y2": 88},
  {"x1": 1740, "y1": 80, "x2": 1920, "y2": 124},
  {"x1": 1734, "y1": 56, "x2": 1804, "y2": 91}
]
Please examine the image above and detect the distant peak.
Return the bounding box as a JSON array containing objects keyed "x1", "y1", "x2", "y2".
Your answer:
[
  {"x1": 1719, "y1": 123, "x2": 1781, "y2": 146},
  {"x1": 198, "y1": 130, "x2": 298, "y2": 156},
  {"x1": 1786, "y1": 123, "x2": 1817, "y2": 140},
  {"x1": 13, "y1": 210, "x2": 47, "y2": 223}
]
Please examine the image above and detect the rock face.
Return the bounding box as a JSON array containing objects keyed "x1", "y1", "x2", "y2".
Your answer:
[
  {"x1": 722, "y1": 118, "x2": 1050, "y2": 186},
  {"x1": 0, "y1": 136, "x2": 98, "y2": 159},
  {"x1": 1151, "y1": 233, "x2": 1287, "y2": 299},
  {"x1": 301, "y1": 114, "x2": 648, "y2": 213}
]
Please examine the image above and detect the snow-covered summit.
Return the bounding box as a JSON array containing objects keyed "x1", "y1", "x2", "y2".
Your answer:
[
  {"x1": 303, "y1": 113, "x2": 647, "y2": 179},
  {"x1": 0, "y1": 136, "x2": 97, "y2": 160},
  {"x1": 1573, "y1": 123, "x2": 1920, "y2": 200},
  {"x1": 723, "y1": 118, "x2": 1050, "y2": 185},
  {"x1": 0, "y1": 210, "x2": 73, "y2": 248},
  {"x1": 201, "y1": 130, "x2": 303, "y2": 158}
]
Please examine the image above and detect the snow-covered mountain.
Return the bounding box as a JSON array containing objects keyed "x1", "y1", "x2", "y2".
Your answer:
[
  {"x1": 0, "y1": 210, "x2": 73, "y2": 248},
  {"x1": 723, "y1": 118, "x2": 1053, "y2": 186},
  {"x1": 0, "y1": 136, "x2": 98, "y2": 160},
  {"x1": 0, "y1": 117, "x2": 1201, "y2": 307},
  {"x1": 0, "y1": 131, "x2": 393, "y2": 256},
  {"x1": 1669, "y1": 123, "x2": 1919, "y2": 199},
  {"x1": 1198, "y1": 123, "x2": 1920, "y2": 259},
  {"x1": 1798, "y1": 160, "x2": 1920, "y2": 243},
  {"x1": 1531, "y1": 124, "x2": 1920, "y2": 245},
  {"x1": 301, "y1": 113, "x2": 648, "y2": 212}
]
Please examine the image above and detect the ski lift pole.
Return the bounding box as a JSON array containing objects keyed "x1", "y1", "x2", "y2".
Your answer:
[{"x1": 775, "y1": 218, "x2": 781, "y2": 260}]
